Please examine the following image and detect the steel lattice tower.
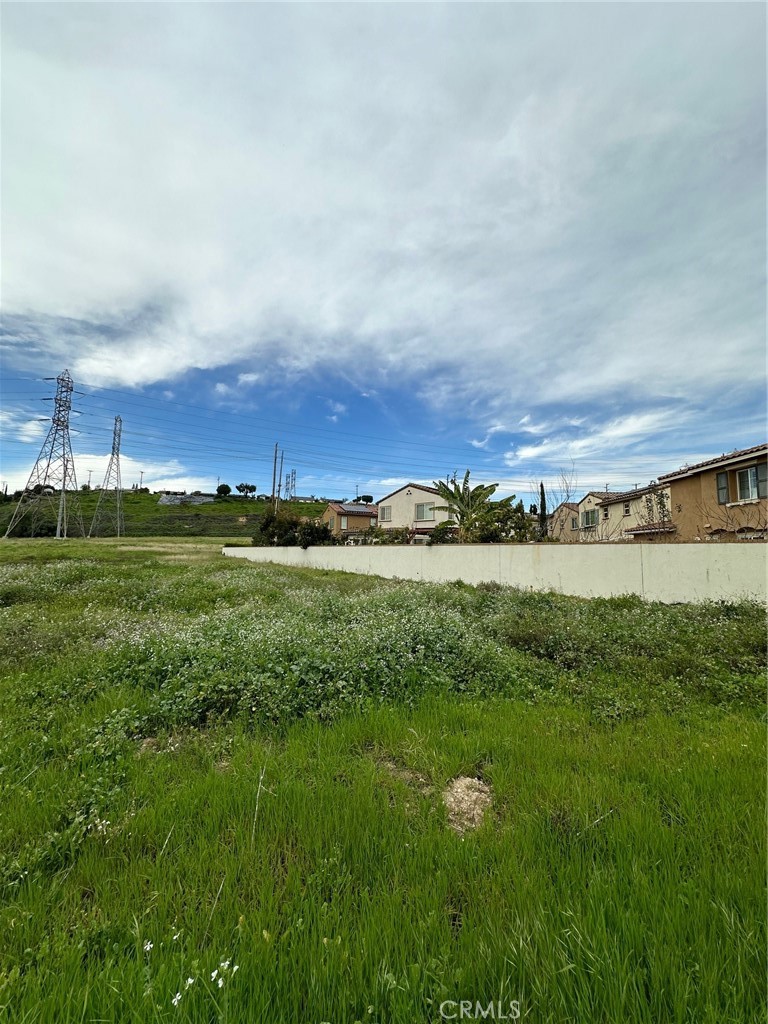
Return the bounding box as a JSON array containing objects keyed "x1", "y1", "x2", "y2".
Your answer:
[
  {"x1": 89, "y1": 416, "x2": 124, "y2": 538},
  {"x1": 3, "y1": 369, "x2": 85, "y2": 539}
]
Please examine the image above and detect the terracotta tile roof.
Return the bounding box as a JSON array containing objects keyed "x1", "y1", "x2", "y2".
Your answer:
[
  {"x1": 623, "y1": 521, "x2": 677, "y2": 534},
  {"x1": 327, "y1": 502, "x2": 378, "y2": 517},
  {"x1": 658, "y1": 443, "x2": 767, "y2": 482},
  {"x1": 597, "y1": 484, "x2": 660, "y2": 505}
]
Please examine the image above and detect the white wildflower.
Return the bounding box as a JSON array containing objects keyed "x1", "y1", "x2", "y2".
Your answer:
[
  {"x1": 143, "y1": 941, "x2": 153, "y2": 952},
  {"x1": 211, "y1": 969, "x2": 218, "y2": 980},
  {"x1": 185, "y1": 977, "x2": 195, "y2": 988},
  {"x1": 217, "y1": 977, "x2": 224, "y2": 989},
  {"x1": 172, "y1": 993, "x2": 182, "y2": 1007}
]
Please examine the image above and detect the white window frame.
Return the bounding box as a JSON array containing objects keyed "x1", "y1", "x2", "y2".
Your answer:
[
  {"x1": 379, "y1": 505, "x2": 392, "y2": 522},
  {"x1": 581, "y1": 508, "x2": 598, "y2": 528},
  {"x1": 329, "y1": 516, "x2": 335, "y2": 530},
  {"x1": 570, "y1": 516, "x2": 578, "y2": 531},
  {"x1": 737, "y1": 467, "x2": 758, "y2": 501},
  {"x1": 415, "y1": 502, "x2": 435, "y2": 522},
  {"x1": 623, "y1": 502, "x2": 631, "y2": 516},
  {"x1": 340, "y1": 515, "x2": 348, "y2": 530},
  {"x1": 602, "y1": 507, "x2": 609, "y2": 520}
]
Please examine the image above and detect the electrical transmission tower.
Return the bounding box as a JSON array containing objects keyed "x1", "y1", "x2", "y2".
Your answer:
[
  {"x1": 3, "y1": 369, "x2": 85, "y2": 539},
  {"x1": 89, "y1": 416, "x2": 124, "y2": 538}
]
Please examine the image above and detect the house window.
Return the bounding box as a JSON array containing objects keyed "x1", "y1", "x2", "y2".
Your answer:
[
  {"x1": 379, "y1": 506, "x2": 392, "y2": 522},
  {"x1": 415, "y1": 502, "x2": 435, "y2": 521},
  {"x1": 623, "y1": 502, "x2": 631, "y2": 516},
  {"x1": 736, "y1": 465, "x2": 767, "y2": 501},
  {"x1": 581, "y1": 509, "x2": 598, "y2": 528},
  {"x1": 570, "y1": 516, "x2": 578, "y2": 530},
  {"x1": 602, "y1": 507, "x2": 609, "y2": 520},
  {"x1": 340, "y1": 516, "x2": 348, "y2": 530},
  {"x1": 329, "y1": 516, "x2": 335, "y2": 530},
  {"x1": 716, "y1": 472, "x2": 729, "y2": 505}
]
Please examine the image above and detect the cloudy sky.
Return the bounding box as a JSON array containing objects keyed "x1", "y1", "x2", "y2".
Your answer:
[{"x1": 1, "y1": 2, "x2": 765, "y2": 501}]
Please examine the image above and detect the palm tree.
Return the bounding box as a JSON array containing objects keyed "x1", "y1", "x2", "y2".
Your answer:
[{"x1": 432, "y1": 470, "x2": 511, "y2": 543}]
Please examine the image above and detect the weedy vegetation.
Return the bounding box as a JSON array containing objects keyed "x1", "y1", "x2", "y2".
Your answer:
[{"x1": 0, "y1": 538, "x2": 764, "y2": 1022}]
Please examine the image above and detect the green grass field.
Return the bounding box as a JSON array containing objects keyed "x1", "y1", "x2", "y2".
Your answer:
[
  {"x1": 0, "y1": 538, "x2": 764, "y2": 1022},
  {"x1": 0, "y1": 492, "x2": 326, "y2": 538}
]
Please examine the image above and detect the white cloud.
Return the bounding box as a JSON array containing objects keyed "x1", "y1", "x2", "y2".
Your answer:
[
  {"x1": 0, "y1": 409, "x2": 48, "y2": 444},
  {"x1": 1, "y1": 450, "x2": 212, "y2": 495},
  {"x1": 1, "y1": 2, "x2": 763, "y2": 448},
  {"x1": 469, "y1": 424, "x2": 510, "y2": 449}
]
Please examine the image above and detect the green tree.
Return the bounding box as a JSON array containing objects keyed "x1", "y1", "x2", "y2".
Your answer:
[
  {"x1": 216, "y1": 483, "x2": 232, "y2": 497},
  {"x1": 296, "y1": 519, "x2": 335, "y2": 549},
  {"x1": 538, "y1": 481, "x2": 548, "y2": 540},
  {"x1": 253, "y1": 509, "x2": 300, "y2": 545},
  {"x1": 427, "y1": 520, "x2": 458, "y2": 545},
  {"x1": 432, "y1": 470, "x2": 513, "y2": 543},
  {"x1": 474, "y1": 498, "x2": 531, "y2": 542}
]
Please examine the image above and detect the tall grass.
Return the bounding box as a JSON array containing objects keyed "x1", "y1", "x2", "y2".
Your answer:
[{"x1": 0, "y1": 539, "x2": 764, "y2": 1022}]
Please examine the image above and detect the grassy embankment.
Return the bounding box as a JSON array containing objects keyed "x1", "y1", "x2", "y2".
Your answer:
[
  {"x1": 0, "y1": 538, "x2": 764, "y2": 1022},
  {"x1": 0, "y1": 492, "x2": 325, "y2": 538}
]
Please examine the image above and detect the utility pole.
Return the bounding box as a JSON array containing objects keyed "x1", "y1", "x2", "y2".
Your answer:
[
  {"x1": 271, "y1": 443, "x2": 278, "y2": 503},
  {"x1": 139, "y1": 470, "x2": 144, "y2": 489},
  {"x1": 275, "y1": 450, "x2": 285, "y2": 511},
  {"x1": 89, "y1": 416, "x2": 124, "y2": 538},
  {"x1": 3, "y1": 369, "x2": 85, "y2": 539},
  {"x1": 87, "y1": 469, "x2": 93, "y2": 488}
]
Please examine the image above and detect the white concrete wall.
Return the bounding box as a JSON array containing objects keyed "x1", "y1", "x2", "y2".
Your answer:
[{"x1": 221, "y1": 543, "x2": 767, "y2": 604}]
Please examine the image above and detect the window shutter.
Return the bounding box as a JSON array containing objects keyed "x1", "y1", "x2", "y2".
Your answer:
[{"x1": 757, "y1": 461, "x2": 767, "y2": 499}]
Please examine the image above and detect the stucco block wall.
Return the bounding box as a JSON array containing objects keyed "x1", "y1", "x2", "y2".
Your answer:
[{"x1": 222, "y1": 543, "x2": 767, "y2": 604}]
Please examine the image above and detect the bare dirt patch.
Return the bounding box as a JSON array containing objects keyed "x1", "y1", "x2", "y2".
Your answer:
[
  {"x1": 442, "y1": 776, "x2": 492, "y2": 833},
  {"x1": 379, "y1": 758, "x2": 433, "y2": 796}
]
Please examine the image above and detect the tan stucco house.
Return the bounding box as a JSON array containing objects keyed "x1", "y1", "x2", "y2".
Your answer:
[
  {"x1": 376, "y1": 483, "x2": 452, "y2": 540},
  {"x1": 549, "y1": 486, "x2": 674, "y2": 542},
  {"x1": 596, "y1": 484, "x2": 676, "y2": 541},
  {"x1": 658, "y1": 444, "x2": 767, "y2": 541},
  {"x1": 548, "y1": 501, "x2": 580, "y2": 541},
  {"x1": 320, "y1": 502, "x2": 378, "y2": 540},
  {"x1": 549, "y1": 492, "x2": 612, "y2": 542}
]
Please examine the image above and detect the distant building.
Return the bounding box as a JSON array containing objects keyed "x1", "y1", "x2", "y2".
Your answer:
[{"x1": 320, "y1": 501, "x2": 378, "y2": 540}]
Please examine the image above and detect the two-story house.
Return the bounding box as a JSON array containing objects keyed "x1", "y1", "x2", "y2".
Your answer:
[
  {"x1": 549, "y1": 492, "x2": 612, "y2": 542},
  {"x1": 657, "y1": 444, "x2": 767, "y2": 540},
  {"x1": 596, "y1": 484, "x2": 676, "y2": 541},
  {"x1": 320, "y1": 502, "x2": 378, "y2": 540},
  {"x1": 376, "y1": 483, "x2": 453, "y2": 541},
  {"x1": 549, "y1": 486, "x2": 674, "y2": 542}
]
